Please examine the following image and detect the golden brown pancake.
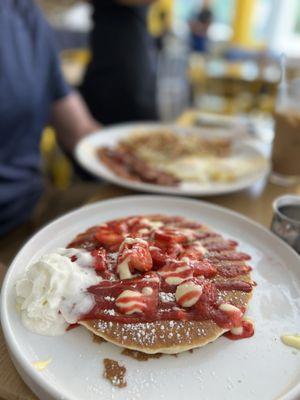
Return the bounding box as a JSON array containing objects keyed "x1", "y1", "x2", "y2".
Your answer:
[{"x1": 80, "y1": 279, "x2": 252, "y2": 354}]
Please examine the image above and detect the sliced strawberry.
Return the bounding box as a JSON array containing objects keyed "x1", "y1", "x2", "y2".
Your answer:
[
  {"x1": 180, "y1": 248, "x2": 204, "y2": 261},
  {"x1": 85, "y1": 226, "x2": 100, "y2": 234},
  {"x1": 174, "y1": 221, "x2": 202, "y2": 229},
  {"x1": 95, "y1": 227, "x2": 124, "y2": 248},
  {"x1": 106, "y1": 219, "x2": 129, "y2": 234},
  {"x1": 154, "y1": 228, "x2": 190, "y2": 246},
  {"x1": 166, "y1": 243, "x2": 182, "y2": 258},
  {"x1": 195, "y1": 232, "x2": 220, "y2": 240},
  {"x1": 124, "y1": 217, "x2": 149, "y2": 233},
  {"x1": 118, "y1": 240, "x2": 153, "y2": 273},
  {"x1": 207, "y1": 251, "x2": 251, "y2": 262},
  {"x1": 152, "y1": 215, "x2": 183, "y2": 225},
  {"x1": 150, "y1": 246, "x2": 168, "y2": 268},
  {"x1": 204, "y1": 240, "x2": 238, "y2": 252},
  {"x1": 188, "y1": 260, "x2": 217, "y2": 278},
  {"x1": 216, "y1": 264, "x2": 252, "y2": 278},
  {"x1": 129, "y1": 220, "x2": 151, "y2": 235},
  {"x1": 91, "y1": 248, "x2": 107, "y2": 272},
  {"x1": 149, "y1": 243, "x2": 181, "y2": 269},
  {"x1": 67, "y1": 227, "x2": 98, "y2": 250},
  {"x1": 197, "y1": 281, "x2": 217, "y2": 305},
  {"x1": 215, "y1": 280, "x2": 253, "y2": 292},
  {"x1": 193, "y1": 281, "x2": 215, "y2": 317},
  {"x1": 180, "y1": 240, "x2": 208, "y2": 259},
  {"x1": 129, "y1": 242, "x2": 153, "y2": 272}
]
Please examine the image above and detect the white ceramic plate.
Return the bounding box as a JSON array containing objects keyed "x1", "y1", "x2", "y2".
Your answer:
[
  {"x1": 75, "y1": 123, "x2": 270, "y2": 196},
  {"x1": 178, "y1": 110, "x2": 249, "y2": 131},
  {"x1": 2, "y1": 195, "x2": 300, "y2": 400}
]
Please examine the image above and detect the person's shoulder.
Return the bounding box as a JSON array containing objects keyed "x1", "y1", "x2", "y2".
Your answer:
[
  {"x1": 11, "y1": 0, "x2": 47, "y2": 29},
  {"x1": 9, "y1": 0, "x2": 36, "y2": 15}
]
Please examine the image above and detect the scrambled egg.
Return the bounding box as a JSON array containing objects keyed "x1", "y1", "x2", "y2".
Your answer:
[{"x1": 155, "y1": 155, "x2": 266, "y2": 184}]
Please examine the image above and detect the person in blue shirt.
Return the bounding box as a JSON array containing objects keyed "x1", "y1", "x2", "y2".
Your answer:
[{"x1": 0, "y1": 0, "x2": 100, "y2": 236}]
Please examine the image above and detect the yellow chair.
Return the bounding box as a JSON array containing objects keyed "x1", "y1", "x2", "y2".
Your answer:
[{"x1": 40, "y1": 127, "x2": 73, "y2": 190}]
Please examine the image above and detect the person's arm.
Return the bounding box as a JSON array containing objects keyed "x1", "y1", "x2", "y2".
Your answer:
[
  {"x1": 37, "y1": 3, "x2": 100, "y2": 153},
  {"x1": 50, "y1": 91, "x2": 100, "y2": 153}
]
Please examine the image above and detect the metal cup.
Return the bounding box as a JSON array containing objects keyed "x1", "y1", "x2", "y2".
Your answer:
[{"x1": 271, "y1": 195, "x2": 300, "y2": 254}]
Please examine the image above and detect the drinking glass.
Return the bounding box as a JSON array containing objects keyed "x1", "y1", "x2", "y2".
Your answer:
[{"x1": 271, "y1": 78, "x2": 300, "y2": 185}]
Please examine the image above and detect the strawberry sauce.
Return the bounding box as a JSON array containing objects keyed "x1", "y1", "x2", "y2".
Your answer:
[{"x1": 67, "y1": 215, "x2": 254, "y2": 333}]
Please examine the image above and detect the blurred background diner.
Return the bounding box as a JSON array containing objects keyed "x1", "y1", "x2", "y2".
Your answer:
[{"x1": 1, "y1": 0, "x2": 300, "y2": 264}]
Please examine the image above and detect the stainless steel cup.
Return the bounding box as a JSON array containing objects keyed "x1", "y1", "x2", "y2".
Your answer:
[{"x1": 271, "y1": 195, "x2": 300, "y2": 254}]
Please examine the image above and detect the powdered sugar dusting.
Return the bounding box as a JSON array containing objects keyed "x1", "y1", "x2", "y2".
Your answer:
[
  {"x1": 159, "y1": 292, "x2": 176, "y2": 303},
  {"x1": 104, "y1": 296, "x2": 115, "y2": 302},
  {"x1": 95, "y1": 320, "x2": 208, "y2": 347},
  {"x1": 103, "y1": 309, "x2": 116, "y2": 316}
]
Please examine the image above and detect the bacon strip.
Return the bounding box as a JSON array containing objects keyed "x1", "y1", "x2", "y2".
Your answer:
[{"x1": 98, "y1": 147, "x2": 179, "y2": 186}]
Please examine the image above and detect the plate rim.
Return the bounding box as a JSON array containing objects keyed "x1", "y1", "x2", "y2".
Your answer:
[
  {"x1": 74, "y1": 123, "x2": 271, "y2": 197},
  {"x1": 1, "y1": 194, "x2": 300, "y2": 400}
]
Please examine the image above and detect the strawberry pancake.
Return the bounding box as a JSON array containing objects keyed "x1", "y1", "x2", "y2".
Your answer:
[{"x1": 67, "y1": 215, "x2": 255, "y2": 354}]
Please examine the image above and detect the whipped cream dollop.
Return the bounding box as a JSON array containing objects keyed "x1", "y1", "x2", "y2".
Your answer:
[{"x1": 15, "y1": 248, "x2": 101, "y2": 336}]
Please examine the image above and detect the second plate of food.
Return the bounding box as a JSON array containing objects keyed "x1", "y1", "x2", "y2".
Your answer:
[{"x1": 75, "y1": 123, "x2": 270, "y2": 196}]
